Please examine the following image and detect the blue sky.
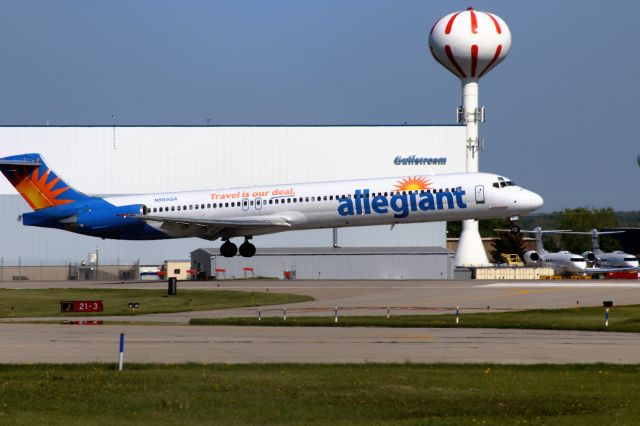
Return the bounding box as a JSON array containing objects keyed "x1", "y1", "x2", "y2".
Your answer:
[{"x1": 0, "y1": 0, "x2": 638, "y2": 212}]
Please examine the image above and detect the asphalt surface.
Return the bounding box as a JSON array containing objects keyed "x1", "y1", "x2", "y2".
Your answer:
[
  {"x1": 1, "y1": 279, "x2": 640, "y2": 363},
  {"x1": 2, "y1": 323, "x2": 639, "y2": 364}
]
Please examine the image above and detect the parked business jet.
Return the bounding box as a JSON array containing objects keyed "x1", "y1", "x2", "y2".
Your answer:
[
  {"x1": 0, "y1": 153, "x2": 543, "y2": 257},
  {"x1": 567, "y1": 229, "x2": 639, "y2": 269},
  {"x1": 517, "y1": 227, "x2": 635, "y2": 275}
]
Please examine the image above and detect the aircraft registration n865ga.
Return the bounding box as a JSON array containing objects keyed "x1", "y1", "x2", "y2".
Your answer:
[{"x1": 0, "y1": 153, "x2": 543, "y2": 257}]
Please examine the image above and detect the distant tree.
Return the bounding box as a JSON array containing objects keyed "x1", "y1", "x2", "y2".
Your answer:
[
  {"x1": 446, "y1": 221, "x2": 462, "y2": 238},
  {"x1": 490, "y1": 220, "x2": 526, "y2": 264},
  {"x1": 555, "y1": 207, "x2": 621, "y2": 253}
]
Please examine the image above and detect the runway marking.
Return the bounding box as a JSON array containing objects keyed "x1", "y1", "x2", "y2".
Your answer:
[{"x1": 477, "y1": 283, "x2": 640, "y2": 289}]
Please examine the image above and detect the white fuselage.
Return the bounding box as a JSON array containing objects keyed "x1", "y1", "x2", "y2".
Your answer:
[
  {"x1": 593, "y1": 250, "x2": 639, "y2": 268},
  {"x1": 535, "y1": 252, "x2": 588, "y2": 275},
  {"x1": 104, "y1": 172, "x2": 542, "y2": 240}
]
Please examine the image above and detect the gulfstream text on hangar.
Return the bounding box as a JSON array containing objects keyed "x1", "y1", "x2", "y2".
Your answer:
[{"x1": 394, "y1": 155, "x2": 447, "y2": 165}]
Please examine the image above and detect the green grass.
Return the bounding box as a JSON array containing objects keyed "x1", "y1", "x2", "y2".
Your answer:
[
  {"x1": 0, "y1": 289, "x2": 312, "y2": 318},
  {"x1": 191, "y1": 304, "x2": 640, "y2": 332},
  {"x1": 0, "y1": 363, "x2": 639, "y2": 425}
]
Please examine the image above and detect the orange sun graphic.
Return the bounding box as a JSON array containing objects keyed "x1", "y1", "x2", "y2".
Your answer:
[
  {"x1": 394, "y1": 176, "x2": 432, "y2": 192},
  {"x1": 14, "y1": 167, "x2": 72, "y2": 210}
]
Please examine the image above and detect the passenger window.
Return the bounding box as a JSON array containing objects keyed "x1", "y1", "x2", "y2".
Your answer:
[
  {"x1": 225, "y1": 202, "x2": 229, "y2": 207},
  {"x1": 171, "y1": 206, "x2": 175, "y2": 211},
  {"x1": 207, "y1": 204, "x2": 211, "y2": 208},
  {"x1": 305, "y1": 197, "x2": 310, "y2": 202},
  {"x1": 250, "y1": 200, "x2": 254, "y2": 206},
  {"x1": 329, "y1": 196, "x2": 333, "y2": 200},
  {"x1": 177, "y1": 206, "x2": 181, "y2": 211}
]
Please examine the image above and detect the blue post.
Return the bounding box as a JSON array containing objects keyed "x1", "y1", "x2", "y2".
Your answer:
[
  {"x1": 605, "y1": 308, "x2": 609, "y2": 327},
  {"x1": 387, "y1": 306, "x2": 390, "y2": 319},
  {"x1": 258, "y1": 308, "x2": 262, "y2": 321},
  {"x1": 456, "y1": 306, "x2": 459, "y2": 324},
  {"x1": 118, "y1": 333, "x2": 125, "y2": 371},
  {"x1": 334, "y1": 306, "x2": 338, "y2": 323}
]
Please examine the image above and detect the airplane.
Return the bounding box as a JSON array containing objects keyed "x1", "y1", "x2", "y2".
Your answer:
[
  {"x1": 565, "y1": 229, "x2": 639, "y2": 269},
  {"x1": 515, "y1": 227, "x2": 636, "y2": 275},
  {"x1": 0, "y1": 153, "x2": 543, "y2": 258}
]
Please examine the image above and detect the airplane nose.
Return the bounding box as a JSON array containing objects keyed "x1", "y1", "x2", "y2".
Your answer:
[
  {"x1": 515, "y1": 189, "x2": 543, "y2": 213},
  {"x1": 530, "y1": 191, "x2": 544, "y2": 211}
]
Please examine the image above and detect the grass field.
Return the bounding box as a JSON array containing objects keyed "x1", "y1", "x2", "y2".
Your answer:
[
  {"x1": 0, "y1": 288, "x2": 312, "y2": 318},
  {"x1": 0, "y1": 363, "x2": 639, "y2": 425},
  {"x1": 190, "y1": 304, "x2": 640, "y2": 332}
]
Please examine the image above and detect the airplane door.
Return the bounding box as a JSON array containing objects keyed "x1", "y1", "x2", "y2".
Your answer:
[
  {"x1": 475, "y1": 185, "x2": 485, "y2": 204},
  {"x1": 255, "y1": 197, "x2": 263, "y2": 210},
  {"x1": 242, "y1": 198, "x2": 250, "y2": 211}
]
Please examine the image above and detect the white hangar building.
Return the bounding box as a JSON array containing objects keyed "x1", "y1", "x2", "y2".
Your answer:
[{"x1": 0, "y1": 125, "x2": 465, "y2": 266}]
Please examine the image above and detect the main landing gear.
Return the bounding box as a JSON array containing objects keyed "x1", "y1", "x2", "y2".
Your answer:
[
  {"x1": 220, "y1": 237, "x2": 256, "y2": 258},
  {"x1": 509, "y1": 216, "x2": 521, "y2": 234}
]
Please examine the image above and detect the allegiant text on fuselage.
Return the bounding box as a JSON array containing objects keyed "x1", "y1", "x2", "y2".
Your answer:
[{"x1": 338, "y1": 188, "x2": 467, "y2": 219}]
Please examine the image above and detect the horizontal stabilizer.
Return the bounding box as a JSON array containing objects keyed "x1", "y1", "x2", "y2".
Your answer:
[{"x1": 0, "y1": 159, "x2": 40, "y2": 170}]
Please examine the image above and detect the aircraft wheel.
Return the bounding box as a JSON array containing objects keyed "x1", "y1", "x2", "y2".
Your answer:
[
  {"x1": 239, "y1": 241, "x2": 256, "y2": 258},
  {"x1": 220, "y1": 241, "x2": 238, "y2": 257}
]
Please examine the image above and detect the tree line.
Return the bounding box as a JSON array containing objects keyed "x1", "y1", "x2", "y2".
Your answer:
[{"x1": 447, "y1": 208, "x2": 637, "y2": 264}]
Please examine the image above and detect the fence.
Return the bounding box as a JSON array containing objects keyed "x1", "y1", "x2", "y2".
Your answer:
[{"x1": 0, "y1": 263, "x2": 141, "y2": 281}]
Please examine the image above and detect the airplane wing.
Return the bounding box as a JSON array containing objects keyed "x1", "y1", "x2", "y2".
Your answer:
[{"x1": 126, "y1": 213, "x2": 292, "y2": 240}]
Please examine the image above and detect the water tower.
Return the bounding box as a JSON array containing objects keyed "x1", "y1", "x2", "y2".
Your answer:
[{"x1": 429, "y1": 7, "x2": 512, "y2": 266}]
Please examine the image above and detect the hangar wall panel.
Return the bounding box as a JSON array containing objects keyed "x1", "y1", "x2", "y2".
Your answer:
[
  {"x1": 0, "y1": 125, "x2": 464, "y2": 265},
  {"x1": 191, "y1": 248, "x2": 454, "y2": 280}
]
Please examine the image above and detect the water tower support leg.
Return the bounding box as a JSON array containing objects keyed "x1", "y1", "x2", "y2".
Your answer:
[{"x1": 455, "y1": 219, "x2": 489, "y2": 267}]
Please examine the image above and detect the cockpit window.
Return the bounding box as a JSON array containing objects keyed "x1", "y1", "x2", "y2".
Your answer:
[
  {"x1": 493, "y1": 178, "x2": 515, "y2": 189},
  {"x1": 624, "y1": 257, "x2": 637, "y2": 261}
]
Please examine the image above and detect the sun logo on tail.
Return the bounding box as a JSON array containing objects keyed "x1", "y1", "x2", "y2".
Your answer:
[
  {"x1": 13, "y1": 166, "x2": 73, "y2": 210},
  {"x1": 394, "y1": 176, "x2": 432, "y2": 191}
]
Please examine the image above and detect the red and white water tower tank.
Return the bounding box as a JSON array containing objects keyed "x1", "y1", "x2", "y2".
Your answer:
[{"x1": 429, "y1": 7, "x2": 511, "y2": 81}]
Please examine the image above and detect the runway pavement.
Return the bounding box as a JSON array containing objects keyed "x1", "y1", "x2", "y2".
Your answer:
[
  {"x1": 1, "y1": 323, "x2": 639, "y2": 364},
  {"x1": 1, "y1": 279, "x2": 639, "y2": 364}
]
